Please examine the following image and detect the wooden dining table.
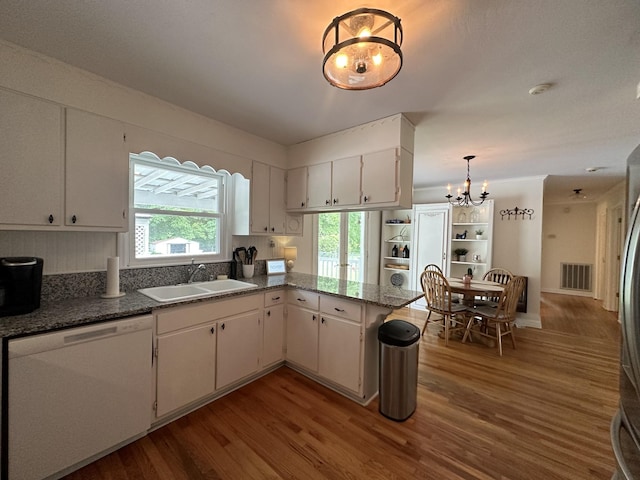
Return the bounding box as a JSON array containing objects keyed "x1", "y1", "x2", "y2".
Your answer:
[{"x1": 446, "y1": 277, "x2": 505, "y2": 306}]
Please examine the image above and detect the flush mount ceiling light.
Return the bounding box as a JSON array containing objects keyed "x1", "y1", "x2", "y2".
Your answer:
[
  {"x1": 322, "y1": 8, "x2": 403, "y2": 90},
  {"x1": 446, "y1": 155, "x2": 489, "y2": 207}
]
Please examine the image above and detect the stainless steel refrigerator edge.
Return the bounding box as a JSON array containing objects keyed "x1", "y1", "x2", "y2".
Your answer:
[{"x1": 612, "y1": 193, "x2": 640, "y2": 479}]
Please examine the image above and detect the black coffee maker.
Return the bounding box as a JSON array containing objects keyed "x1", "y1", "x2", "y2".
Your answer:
[{"x1": 0, "y1": 257, "x2": 44, "y2": 316}]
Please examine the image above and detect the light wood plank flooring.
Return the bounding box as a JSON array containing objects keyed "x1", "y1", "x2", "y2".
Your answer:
[{"x1": 65, "y1": 293, "x2": 620, "y2": 479}]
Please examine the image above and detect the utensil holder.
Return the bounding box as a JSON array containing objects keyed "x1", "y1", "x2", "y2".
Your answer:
[{"x1": 242, "y1": 264, "x2": 254, "y2": 279}]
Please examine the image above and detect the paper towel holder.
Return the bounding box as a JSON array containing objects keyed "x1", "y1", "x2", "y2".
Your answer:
[{"x1": 101, "y1": 256, "x2": 126, "y2": 298}]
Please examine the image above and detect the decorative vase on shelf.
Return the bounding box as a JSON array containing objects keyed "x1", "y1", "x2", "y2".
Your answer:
[
  {"x1": 458, "y1": 255, "x2": 466, "y2": 262},
  {"x1": 476, "y1": 235, "x2": 483, "y2": 240},
  {"x1": 457, "y1": 211, "x2": 467, "y2": 223}
]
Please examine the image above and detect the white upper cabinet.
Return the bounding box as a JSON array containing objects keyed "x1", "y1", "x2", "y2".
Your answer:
[
  {"x1": 286, "y1": 147, "x2": 413, "y2": 213},
  {"x1": 65, "y1": 109, "x2": 127, "y2": 230},
  {"x1": 307, "y1": 162, "x2": 333, "y2": 209},
  {"x1": 331, "y1": 156, "x2": 361, "y2": 207},
  {"x1": 361, "y1": 147, "x2": 413, "y2": 207},
  {"x1": 0, "y1": 89, "x2": 64, "y2": 227},
  {"x1": 303, "y1": 156, "x2": 361, "y2": 210},
  {"x1": 269, "y1": 165, "x2": 286, "y2": 234},
  {"x1": 286, "y1": 166, "x2": 308, "y2": 210},
  {"x1": 250, "y1": 161, "x2": 286, "y2": 235},
  {"x1": 0, "y1": 91, "x2": 128, "y2": 231}
]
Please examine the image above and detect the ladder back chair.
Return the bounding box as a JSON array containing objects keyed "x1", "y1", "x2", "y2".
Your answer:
[
  {"x1": 420, "y1": 269, "x2": 468, "y2": 345},
  {"x1": 463, "y1": 275, "x2": 526, "y2": 355},
  {"x1": 477, "y1": 267, "x2": 514, "y2": 306}
]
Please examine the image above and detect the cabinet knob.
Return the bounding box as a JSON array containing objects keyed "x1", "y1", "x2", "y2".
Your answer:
[
  {"x1": 271, "y1": 227, "x2": 275, "y2": 232},
  {"x1": 334, "y1": 307, "x2": 345, "y2": 313},
  {"x1": 210, "y1": 327, "x2": 215, "y2": 334},
  {"x1": 312, "y1": 315, "x2": 316, "y2": 321},
  {"x1": 301, "y1": 202, "x2": 305, "y2": 207},
  {"x1": 321, "y1": 317, "x2": 325, "y2": 324},
  {"x1": 221, "y1": 323, "x2": 225, "y2": 330},
  {"x1": 325, "y1": 200, "x2": 330, "y2": 205},
  {"x1": 363, "y1": 195, "x2": 370, "y2": 202},
  {"x1": 297, "y1": 298, "x2": 306, "y2": 302},
  {"x1": 333, "y1": 198, "x2": 338, "y2": 204},
  {"x1": 266, "y1": 310, "x2": 271, "y2": 316},
  {"x1": 272, "y1": 296, "x2": 280, "y2": 301},
  {"x1": 71, "y1": 215, "x2": 77, "y2": 224},
  {"x1": 264, "y1": 226, "x2": 268, "y2": 231},
  {"x1": 48, "y1": 214, "x2": 54, "y2": 224}
]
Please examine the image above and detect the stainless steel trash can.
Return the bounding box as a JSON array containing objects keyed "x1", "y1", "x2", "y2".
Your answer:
[{"x1": 378, "y1": 319, "x2": 420, "y2": 421}]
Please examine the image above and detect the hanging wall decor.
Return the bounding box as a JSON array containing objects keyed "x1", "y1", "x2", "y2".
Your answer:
[{"x1": 500, "y1": 207, "x2": 534, "y2": 220}]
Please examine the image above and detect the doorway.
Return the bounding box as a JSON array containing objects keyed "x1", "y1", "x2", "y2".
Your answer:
[{"x1": 316, "y1": 212, "x2": 366, "y2": 281}]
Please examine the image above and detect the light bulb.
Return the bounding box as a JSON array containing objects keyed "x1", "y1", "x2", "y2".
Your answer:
[
  {"x1": 358, "y1": 28, "x2": 371, "y2": 38},
  {"x1": 372, "y1": 53, "x2": 382, "y2": 65},
  {"x1": 335, "y1": 54, "x2": 348, "y2": 69}
]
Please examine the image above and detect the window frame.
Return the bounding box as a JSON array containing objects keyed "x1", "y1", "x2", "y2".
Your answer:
[{"x1": 124, "y1": 152, "x2": 232, "y2": 268}]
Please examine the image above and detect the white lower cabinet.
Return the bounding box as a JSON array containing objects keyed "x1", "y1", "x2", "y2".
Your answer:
[
  {"x1": 156, "y1": 322, "x2": 216, "y2": 418},
  {"x1": 285, "y1": 303, "x2": 319, "y2": 372},
  {"x1": 262, "y1": 290, "x2": 285, "y2": 367},
  {"x1": 216, "y1": 310, "x2": 260, "y2": 390},
  {"x1": 318, "y1": 315, "x2": 361, "y2": 393},
  {"x1": 286, "y1": 290, "x2": 364, "y2": 395},
  {"x1": 154, "y1": 294, "x2": 262, "y2": 419}
]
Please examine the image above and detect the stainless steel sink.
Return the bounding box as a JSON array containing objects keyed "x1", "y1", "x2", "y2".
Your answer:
[{"x1": 138, "y1": 279, "x2": 257, "y2": 302}]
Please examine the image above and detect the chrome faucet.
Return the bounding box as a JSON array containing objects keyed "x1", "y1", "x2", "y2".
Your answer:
[{"x1": 187, "y1": 260, "x2": 206, "y2": 283}]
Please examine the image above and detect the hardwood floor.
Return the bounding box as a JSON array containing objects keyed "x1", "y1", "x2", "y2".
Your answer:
[{"x1": 65, "y1": 293, "x2": 621, "y2": 480}]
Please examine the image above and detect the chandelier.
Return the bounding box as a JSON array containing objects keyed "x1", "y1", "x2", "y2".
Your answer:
[
  {"x1": 446, "y1": 155, "x2": 489, "y2": 207},
  {"x1": 322, "y1": 8, "x2": 403, "y2": 90}
]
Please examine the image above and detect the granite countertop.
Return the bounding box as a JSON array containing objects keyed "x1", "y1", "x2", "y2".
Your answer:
[{"x1": 0, "y1": 272, "x2": 423, "y2": 340}]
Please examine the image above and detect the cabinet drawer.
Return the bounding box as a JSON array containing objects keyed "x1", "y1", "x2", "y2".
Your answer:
[
  {"x1": 287, "y1": 290, "x2": 320, "y2": 310},
  {"x1": 264, "y1": 290, "x2": 285, "y2": 307},
  {"x1": 157, "y1": 294, "x2": 262, "y2": 334},
  {"x1": 320, "y1": 295, "x2": 362, "y2": 323}
]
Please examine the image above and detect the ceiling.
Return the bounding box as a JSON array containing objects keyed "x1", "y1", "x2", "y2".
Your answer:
[{"x1": 1, "y1": 0, "x2": 638, "y2": 204}]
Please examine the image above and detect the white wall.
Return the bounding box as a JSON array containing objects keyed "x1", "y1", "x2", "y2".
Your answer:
[
  {"x1": 412, "y1": 176, "x2": 545, "y2": 325},
  {"x1": 0, "y1": 40, "x2": 287, "y2": 274},
  {"x1": 541, "y1": 203, "x2": 597, "y2": 294}
]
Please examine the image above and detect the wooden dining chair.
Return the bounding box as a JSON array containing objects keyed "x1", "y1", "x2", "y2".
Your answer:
[
  {"x1": 476, "y1": 267, "x2": 514, "y2": 306},
  {"x1": 420, "y1": 269, "x2": 467, "y2": 345},
  {"x1": 462, "y1": 275, "x2": 526, "y2": 355},
  {"x1": 422, "y1": 264, "x2": 444, "y2": 324}
]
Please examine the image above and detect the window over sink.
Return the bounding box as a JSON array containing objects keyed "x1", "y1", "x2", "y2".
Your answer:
[{"x1": 127, "y1": 151, "x2": 230, "y2": 266}]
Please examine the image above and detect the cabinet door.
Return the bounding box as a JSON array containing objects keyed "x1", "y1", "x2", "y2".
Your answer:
[
  {"x1": 0, "y1": 89, "x2": 63, "y2": 227},
  {"x1": 319, "y1": 315, "x2": 362, "y2": 393},
  {"x1": 286, "y1": 166, "x2": 308, "y2": 210},
  {"x1": 156, "y1": 323, "x2": 216, "y2": 417},
  {"x1": 250, "y1": 161, "x2": 270, "y2": 233},
  {"x1": 263, "y1": 303, "x2": 284, "y2": 367},
  {"x1": 269, "y1": 166, "x2": 286, "y2": 234},
  {"x1": 65, "y1": 109, "x2": 127, "y2": 230},
  {"x1": 362, "y1": 148, "x2": 398, "y2": 206},
  {"x1": 307, "y1": 162, "x2": 332, "y2": 208},
  {"x1": 216, "y1": 311, "x2": 261, "y2": 389},
  {"x1": 285, "y1": 304, "x2": 319, "y2": 372},
  {"x1": 331, "y1": 156, "x2": 361, "y2": 207}
]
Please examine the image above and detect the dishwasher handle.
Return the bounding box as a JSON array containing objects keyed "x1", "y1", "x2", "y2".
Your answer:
[{"x1": 8, "y1": 315, "x2": 153, "y2": 358}]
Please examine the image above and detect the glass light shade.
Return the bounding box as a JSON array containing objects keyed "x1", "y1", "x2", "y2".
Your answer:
[{"x1": 322, "y1": 8, "x2": 403, "y2": 90}]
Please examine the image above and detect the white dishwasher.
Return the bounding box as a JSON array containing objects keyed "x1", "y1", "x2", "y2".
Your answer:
[{"x1": 6, "y1": 315, "x2": 152, "y2": 480}]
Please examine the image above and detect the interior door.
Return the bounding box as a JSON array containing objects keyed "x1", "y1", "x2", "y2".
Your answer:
[
  {"x1": 411, "y1": 205, "x2": 450, "y2": 308},
  {"x1": 317, "y1": 212, "x2": 366, "y2": 281}
]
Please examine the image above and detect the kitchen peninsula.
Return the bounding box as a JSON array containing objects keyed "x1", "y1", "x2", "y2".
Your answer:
[{"x1": 1, "y1": 272, "x2": 422, "y2": 480}]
